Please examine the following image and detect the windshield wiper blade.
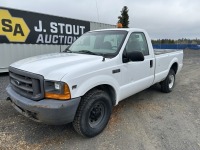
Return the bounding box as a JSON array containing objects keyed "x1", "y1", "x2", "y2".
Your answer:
[
  {"x1": 63, "y1": 49, "x2": 73, "y2": 53},
  {"x1": 78, "y1": 50, "x2": 98, "y2": 55}
]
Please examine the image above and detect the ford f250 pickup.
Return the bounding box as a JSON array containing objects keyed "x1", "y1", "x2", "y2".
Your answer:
[{"x1": 6, "y1": 28, "x2": 183, "y2": 137}]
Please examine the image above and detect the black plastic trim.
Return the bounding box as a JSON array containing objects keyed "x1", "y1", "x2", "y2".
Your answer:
[
  {"x1": 112, "y1": 69, "x2": 121, "y2": 74},
  {"x1": 9, "y1": 66, "x2": 44, "y2": 101}
]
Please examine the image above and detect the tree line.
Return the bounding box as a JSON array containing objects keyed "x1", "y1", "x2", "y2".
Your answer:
[{"x1": 152, "y1": 39, "x2": 200, "y2": 45}]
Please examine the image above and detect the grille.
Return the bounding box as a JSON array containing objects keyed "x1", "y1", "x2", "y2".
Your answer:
[{"x1": 9, "y1": 67, "x2": 44, "y2": 101}]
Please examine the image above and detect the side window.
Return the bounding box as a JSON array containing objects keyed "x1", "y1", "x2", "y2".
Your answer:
[{"x1": 125, "y1": 32, "x2": 149, "y2": 56}]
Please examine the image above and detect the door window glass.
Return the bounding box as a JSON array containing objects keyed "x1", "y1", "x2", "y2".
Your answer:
[{"x1": 125, "y1": 32, "x2": 149, "y2": 56}]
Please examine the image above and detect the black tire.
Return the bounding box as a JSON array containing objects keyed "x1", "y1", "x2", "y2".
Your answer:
[
  {"x1": 73, "y1": 89, "x2": 112, "y2": 137},
  {"x1": 160, "y1": 69, "x2": 176, "y2": 93}
]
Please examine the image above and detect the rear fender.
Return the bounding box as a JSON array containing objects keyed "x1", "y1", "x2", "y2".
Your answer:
[{"x1": 168, "y1": 57, "x2": 178, "y2": 73}]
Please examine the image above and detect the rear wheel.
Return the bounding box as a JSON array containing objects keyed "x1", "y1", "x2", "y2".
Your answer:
[
  {"x1": 73, "y1": 89, "x2": 112, "y2": 137},
  {"x1": 160, "y1": 69, "x2": 176, "y2": 93}
]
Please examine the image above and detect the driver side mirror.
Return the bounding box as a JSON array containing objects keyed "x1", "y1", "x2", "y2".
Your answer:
[{"x1": 123, "y1": 51, "x2": 144, "y2": 63}]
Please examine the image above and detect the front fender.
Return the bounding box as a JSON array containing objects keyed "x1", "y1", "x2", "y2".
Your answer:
[{"x1": 69, "y1": 75, "x2": 120, "y2": 104}]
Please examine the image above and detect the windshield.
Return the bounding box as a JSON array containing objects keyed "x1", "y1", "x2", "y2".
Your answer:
[{"x1": 68, "y1": 30, "x2": 128, "y2": 57}]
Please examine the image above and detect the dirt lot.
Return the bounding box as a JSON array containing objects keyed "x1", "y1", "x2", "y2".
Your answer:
[{"x1": 0, "y1": 50, "x2": 200, "y2": 150}]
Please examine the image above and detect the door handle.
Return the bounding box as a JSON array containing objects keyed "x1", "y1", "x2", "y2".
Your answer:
[{"x1": 150, "y1": 60, "x2": 153, "y2": 68}]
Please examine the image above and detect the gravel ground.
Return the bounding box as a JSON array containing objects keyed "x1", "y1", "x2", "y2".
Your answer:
[
  {"x1": 0, "y1": 50, "x2": 200, "y2": 150},
  {"x1": 0, "y1": 72, "x2": 9, "y2": 100}
]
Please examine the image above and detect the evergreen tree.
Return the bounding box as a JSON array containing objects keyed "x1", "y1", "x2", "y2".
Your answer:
[{"x1": 118, "y1": 6, "x2": 129, "y2": 28}]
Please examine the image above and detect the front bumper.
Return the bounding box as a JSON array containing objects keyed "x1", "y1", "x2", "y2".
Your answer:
[{"x1": 6, "y1": 85, "x2": 81, "y2": 125}]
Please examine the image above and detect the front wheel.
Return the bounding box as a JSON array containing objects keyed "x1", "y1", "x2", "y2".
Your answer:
[
  {"x1": 73, "y1": 89, "x2": 112, "y2": 137},
  {"x1": 160, "y1": 69, "x2": 176, "y2": 93}
]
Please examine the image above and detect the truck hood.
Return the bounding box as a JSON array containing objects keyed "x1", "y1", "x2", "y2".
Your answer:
[{"x1": 11, "y1": 53, "x2": 103, "y2": 80}]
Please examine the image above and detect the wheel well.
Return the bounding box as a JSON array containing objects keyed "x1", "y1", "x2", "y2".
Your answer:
[
  {"x1": 171, "y1": 62, "x2": 178, "y2": 74},
  {"x1": 85, "y1": 85, "x2": 116, "y2": 106}
]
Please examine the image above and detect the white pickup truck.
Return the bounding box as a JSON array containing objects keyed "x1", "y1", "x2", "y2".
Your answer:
[{"x1": 6, "y1": 28, "x2": 183, "y2": 137}]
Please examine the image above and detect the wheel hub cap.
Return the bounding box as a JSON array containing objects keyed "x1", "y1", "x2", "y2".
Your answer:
[
  {"x1": 90, "y1": 108, "x2": 101, "y2": 120},
  {"x1": 89, "y1": 103, "x2": 105, "y2": 128}
]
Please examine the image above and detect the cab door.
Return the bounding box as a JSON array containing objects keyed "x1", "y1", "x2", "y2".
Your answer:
[{"x1": 119, "y1": 32, "x2": 155, "y2": 100}]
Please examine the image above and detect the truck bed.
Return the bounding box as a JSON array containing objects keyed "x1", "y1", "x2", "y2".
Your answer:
[
  {"x1": 154, "y1": 49, "x2": 181, "y2": 55},
  {"x1": 153, "y1": 49, "x2": 183, "y2": 84}
]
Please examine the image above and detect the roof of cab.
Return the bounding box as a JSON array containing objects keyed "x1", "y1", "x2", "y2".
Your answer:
[{"x1": 89, "y1": 28, "x2": 146, "y2": 33}]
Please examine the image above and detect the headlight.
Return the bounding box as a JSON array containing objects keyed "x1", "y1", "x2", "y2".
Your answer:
[{"x1": 44, "y1": 81, "x2": 71, "y2": 100}]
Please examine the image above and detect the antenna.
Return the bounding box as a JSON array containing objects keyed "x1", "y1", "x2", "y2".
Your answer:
[{"x1": 95, "y1": 0, "x2": 100, "y2": 22}]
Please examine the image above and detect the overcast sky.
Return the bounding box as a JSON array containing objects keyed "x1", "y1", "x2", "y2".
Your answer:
[{"x1": 1, "y1": 0, "x2": 199, "y2": 39}]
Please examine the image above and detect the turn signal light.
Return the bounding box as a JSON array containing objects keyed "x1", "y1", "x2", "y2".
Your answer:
[{"x1": 45, "y1": 84, "x2": 71, "y2": 100}]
